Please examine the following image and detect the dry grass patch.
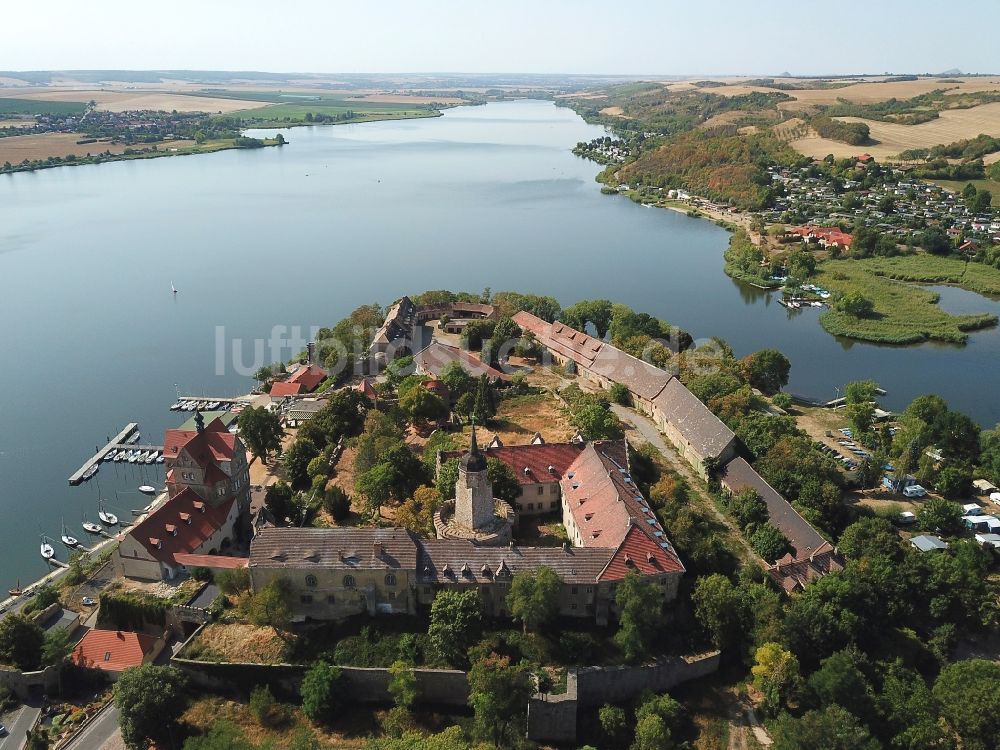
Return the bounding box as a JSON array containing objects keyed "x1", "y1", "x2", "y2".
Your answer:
[
  {"x1": 600, "y1": 105, "x2": 626, "y2": 117},
  {"x1": 183, "y1": 696, "x2": 372, "y2": 749},
  {"x1": 189, "y1": 622, "x2": 290, "y2": 664},
  {"x1": 488, "y1": 392, "x2": 575, "y2": 445},
  {"x1": 0, "y1": 132, "x2": 191, "y2": 162},
  {"x1": 14, "y1": 88, "x2": 264, "y2": 113}
]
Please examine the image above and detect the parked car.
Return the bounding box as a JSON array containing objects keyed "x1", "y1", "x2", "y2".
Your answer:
[
  {"x1": 898, "y1": 511, "x2": 917, "y2": 525},
  {"x1": 0, "y1": 724, "x2": 8, "y2": 737},
  {"x1": 903, "y1": 484, "x2": 927, "y2": 498}
]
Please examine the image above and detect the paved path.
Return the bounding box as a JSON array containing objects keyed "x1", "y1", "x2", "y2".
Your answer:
[
  {"x1": 62, "y1": 704, "x2": 121, "y2": 750},
  {"x1": 0, "y1": 703, "x2": 41, "y2": 750},
  {"x1": 610, "y1": 404, "x2": 755, "y2": 564}
]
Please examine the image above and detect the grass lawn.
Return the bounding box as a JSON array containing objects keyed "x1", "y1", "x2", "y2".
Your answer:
[
  {"x1": 489, "y1": 391, "x2": 576, "y2": 444},
  {"x1": 0, "y1": 97, "x2": 87, "y2": 116},
  {"x1": 815, "y1": 256, "x2": 999, "y2": 344},
  {"x1": 230, "y1": 102, "x2": 439, "y2": 125},
  {"x1": 930, "y1": 177, "x2": 1000, "y2": 196}
]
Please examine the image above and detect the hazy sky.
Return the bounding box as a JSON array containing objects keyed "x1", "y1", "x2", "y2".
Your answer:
[{"x1": 5, "y1": 0, "x2": 998, "y2": 76}]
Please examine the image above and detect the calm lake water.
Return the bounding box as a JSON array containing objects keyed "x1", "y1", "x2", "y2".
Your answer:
[{"x1": 1, "y1": 100, "x2": 998, "y2": 588}]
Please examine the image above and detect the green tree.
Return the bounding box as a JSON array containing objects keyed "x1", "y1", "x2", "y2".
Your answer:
[
  {"x1": 935, "y1": 464, "x2": 972, "y2": 499},
  {"x1": 467, "y1": 653, "x2": 533, "y2": 748},
  {"x1": 805, "y1": 648, "x2": 874, "y2": 725},
  {"x1": 0, "y1": 614, "x2": 43, "y2": 670},
  {"x1": 322, "y1": 485, "x2": 352, "y2": 521},
  {"x1": 249, "y1": 684, "x2": 284, "y2": 728},
  {"x1": 428, "y1": 589, "x2": 482, "y2": 667},
  {"x1": 751, "y1": 642, "x2": 800, "y2": 714},
  {"x1": 506, "y1": 566, "x2": 562, "y2": 633},
  {"x1": 770, "y1": 705, "x2": 879, "y2": 750},
  {"x1": 284, "y1": 437, "x2": 319, "y2": 488},
  {"x1": 388, "y1": 660, "x2": 418, "y2": 710},
  {"x1": 245, "y1": 578, "x2": 292, "y2": 640},
  {"x1": 631, "y1": 714, "x2": 674, "y2": 750},
  {"x1": 365, "y1": 726, "x2": 471, "y2": 750},
  {"x1": 917, "y1": 496, "x2": 963, "y2": 535},
  {"x1": 115, "y1": 665, "x2": 188, "y2": 750},
  {"x1": 216, "y1": 567, "x2": 251, "y2": 596},
  {"x1": 933, "y1": 659, "x2": 1000, "y2": 750},
  {"x1": 835, "y1": 291, "x2": 875, "y2": 318},
  {"x1": 264, "y1": 482, "x2": 295, "y2": 524},
  {"x1": 741, "y1": 349, "x2": 791, "y2": 395},
  {"x1": 400, "y1": 386, "x2": 448, "y2": 425},
  {"x1": 40, "y1": 627, "x2": 74, "y2": 667},
  {"x1": 599, "y1": 704, "x2": 630, "y2": 749},
  {"x1": 301, "y1": 661, "x2": 345, "y2": 724},
  {"x1": 614, "y1": 570, "x2": 664, "y2": 662},
  {"x1": 486, "y1": 458, "x2": 521, "y2": 505},
  {"x1": 238, "y1": 406, "x2": 284, "y2": 464},
  {"x1": 727, "y1": 488, "x2": 769, "y2": 531},
  {"x1": 837, "y1": 517, "x2": 900, "y2": 560},
  {"x1": 749, "y1": 524, "x2": 791, "y2": 562},
  {"x1": 571, "y1": 403, "x2": 623, "y2": 440},
  {"x1": 692, "y1": 574, "x2": 743, "y2": 650}
]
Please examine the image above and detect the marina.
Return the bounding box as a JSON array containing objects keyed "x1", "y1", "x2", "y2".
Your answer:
[{"x1": 67, "y1": 423, "x2": 139, "y2": 485}]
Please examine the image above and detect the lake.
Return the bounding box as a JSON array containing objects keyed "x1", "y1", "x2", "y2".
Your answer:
[{"x1": 1, "y1": 99, "x2": 998, "y2": 589}]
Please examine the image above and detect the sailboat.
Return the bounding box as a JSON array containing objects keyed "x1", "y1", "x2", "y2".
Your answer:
[
  {"x1": 8, "y1": 580, "x2": 22, "y2": 597},
  {"x1": 82, "y1": 514, "x2": 103, "y2": 535},
  {"x1": 171, "y1": 281, "x2": 178, "y2": 294},
  {"x1": 99, "y1": 500, "x2": 119, "y2": 526},
  {"x1": 40, "y1": 537, "x2": 55, "y2": 560},
  {"x1": 60, "y1": 519, "x2": 79, "y2": 548}
]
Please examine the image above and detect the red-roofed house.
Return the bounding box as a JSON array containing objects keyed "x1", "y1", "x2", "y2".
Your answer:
[
  {"x1": 438, "y1": 439, "x2": 585, "y2": 516},
  {"x1": 115, "y1": 488, "x2": 239, "y2": 580},
  {"x1": 163, "y1": 416, "x2": 250, "y2": 514},
  {"x1": 269, "y1": 381, "x2": 305, "y2": 398},
  {"x1": 71, "y1": 629, "x2": 166, "y2": 676},
  {"x1": 286, "y1": 364, "x2": 327, "y2": 392}
]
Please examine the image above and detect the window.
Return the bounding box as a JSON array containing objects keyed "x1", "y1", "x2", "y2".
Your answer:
[
  {"x1": 550, "y1": 484, "x2": 559, "y2": 494},
  {"x1": 326, "y1": 594, "x2": 336, "y2": 604},
  {"x1": 571, "y1": 586, "x2": 578, "y2": 594},
  {"x1": 527, "y1": 503, "x2": 534, "y2": 511},
  {"x1": 305, "y1": 575, "x2": 317, "y2": 588},
  {"x1": 384, "y1": 574, "x2": 396, "y2": 586},
  {"x1": 103, "y1": 651, "x2": 112, "y2": 662},
  {"x1": 586, "y1": 587, "x2": 593, "y2": 594},
  {"x1": 537, "y1": 486, "x2": 544, "y2": 495},
  {"x1": 300, "y1": 594, "x2": 313, "y2": 604},
  {"x1": 343, "y1": 575, "x2": 356, "y2": 588},
  {"x1": 388, "y1": 592, "x2": 397, "y2": 600},
  {"x1": 571, "y1": 603, "x2": 577, "y2": 610},
  {"x1": 550, "y1": 501, "x2": 557, "y2": 509}
]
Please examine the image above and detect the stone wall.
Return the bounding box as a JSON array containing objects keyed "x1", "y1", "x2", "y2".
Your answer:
[
  {"x1": 171, "y1": 658, "x2": 469, "y2": 706},
  {"x1": 0, "y1": 665, "x2": 59, "y2": 700}
]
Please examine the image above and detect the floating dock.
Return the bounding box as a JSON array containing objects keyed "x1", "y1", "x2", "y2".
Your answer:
[{"x1": 68, "y1": 423, "x2": 138, "y2": 485}]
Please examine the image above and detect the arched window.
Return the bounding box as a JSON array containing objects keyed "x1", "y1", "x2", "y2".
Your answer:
[
  {"x1": 305, "y1": 574, "x2": 317, "y2": 588},
  {"x1": 343, "y1": 575, "x2": 356, "y2": 588},
  {"x1": 384, "y1": 574, "x2": 396, "y2": 587}
]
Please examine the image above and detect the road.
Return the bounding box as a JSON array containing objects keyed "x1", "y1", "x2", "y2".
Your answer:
[
  {"x1": 0, "y1": 703, "x2": 41, "y2": 750},
  {"x1": 610, "y1": 404, "x2": 756, "y2": 563},
  {"x1": 62, "y1": 704, "x2": 121, "y2": 750}
]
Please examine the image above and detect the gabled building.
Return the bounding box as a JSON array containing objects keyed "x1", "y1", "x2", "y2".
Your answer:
[
  {"x1": 163, "y1": 413, "x2": 250, "y2": 515},
  {"x1": 71, "y1": 629, "x2": 167, "y2": 677}
]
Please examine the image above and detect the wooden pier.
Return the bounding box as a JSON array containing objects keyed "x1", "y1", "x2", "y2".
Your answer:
[{"x1": 68, "y1": 423, "x2": 138, "y2": 485}]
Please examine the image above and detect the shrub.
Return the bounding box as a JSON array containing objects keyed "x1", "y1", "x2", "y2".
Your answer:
[{"x1": 191, "y1": 567, "x2": 212, "y2": 582}]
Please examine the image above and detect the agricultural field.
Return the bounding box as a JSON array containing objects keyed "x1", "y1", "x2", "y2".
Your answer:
[
  {"x1": 232, "y1": 102, "x2": 437, "y2": 124},
  {"x1": 0, "y1": 96, "x2": 87, "y2": 115},
  {"x1": 789, "y1": 101, "x2": 1000, "y2": 160},
  {"x1": 815, "y1": 257, "x2": 999, "y2": 344},
  {"x1": 0, "y1": 132, "x2": 190, "y2": 162},
  {"x1": 934, "y1": 177, "x2": 1000, "y2": 195},
  {"x1": 9, "y1": 88, "x2": 265, "y2": 113},
  {"x1": 709, "y1": 76, "x2": 1000, "y2": 107}
]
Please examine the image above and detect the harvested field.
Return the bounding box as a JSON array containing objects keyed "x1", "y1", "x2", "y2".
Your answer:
[
  {"x1": 345, "y1": 93, "x2": 463, "y2": 104},
  {"x1": 0, "y1": 132, "x2": 190, "y2": 162},
  {"x1": 600, "y1": 105, "x2": 625, "y2": 117},
  {"x1": 790, "y1": 101, "x2": 1000, "y2": 160},
  {"x1": 13, "y1": 88, "x2": 263, "y2": 113},
  {"x1": 0, "y1": 119, "x2": 33, "y2": 128},
  {"x1": 189, "y1": 622, "x2": 289, "y2": 664}
]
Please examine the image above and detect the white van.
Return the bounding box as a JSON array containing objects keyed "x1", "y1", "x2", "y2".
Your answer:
[
  {"x1": 991, "y1": 492, "x2": 1000, "y2": 507},
  {"x1": 903, "y1": 484, "x2": 927, "y2": 498}
]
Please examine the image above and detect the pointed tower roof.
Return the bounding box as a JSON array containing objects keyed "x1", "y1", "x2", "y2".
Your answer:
[{"x1": 460, "y1": 422, "x2": 488, "y2": 472}]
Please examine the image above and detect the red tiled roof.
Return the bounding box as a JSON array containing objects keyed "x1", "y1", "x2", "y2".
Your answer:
[
  {"x1": 439, "y1": 441, "x2": 584, "y2": 486},
  {"x1": 72, "y1": 629, "x2": 158, "y2": 672},
  {"x1": 512, "y1": 312, "x2": 604, "y2": 368},
  {"x1": 287, "y1": 364, "x2": 327, "y2": 391},
  {"x1": 270, "y1": 381, "x2": 305, "y2": 398},
  {"x1": 763, "y1": 546, "x2": 843, "y2": 592},
  {"x1": 599, "y1": 523, "x2": 685, "y2": 581},
  {"x1": 164, "y1": 418, "x2": 238, "y2": 465},
  {"x1": 414, "y1": 341, "x2": 510, "y2": 382},
  {"x1": 127, "y1": 488, "x2": 235, "y2": 565},
  {"x1": 173, "y1": 553, "x2": 248, "y2": 569},
  {"x1": 203, "y1": 463, "x2": 229, "y2": 486}
]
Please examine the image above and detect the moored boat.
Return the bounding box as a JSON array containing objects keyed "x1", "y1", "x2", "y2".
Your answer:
[
  {"x1": 98, "y1": 500, "x2": 119, "y2": 526},
  {"x1": 138, "y1": 485, "x2": 156, "y2": 496},
  {"x1": 82, "y1": 518, "x2": 103, "y2": 535},
  {"x1": 40, "y1": 540, "x2": 54, "y2": 560},
  {"x1": 60, "y1": 520, "x2": 79, "y2": 548}
]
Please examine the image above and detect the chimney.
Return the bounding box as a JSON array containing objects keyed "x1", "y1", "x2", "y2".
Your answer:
[
  {"x1": 373, "y1": 541, "x2": 383, "y2": 558},
  {"x1": 562, "y1": 542, "x2": 569, "y2": 552},
  {"x1": 307, "y1": 341, "x2": 316, "y2": 365}
]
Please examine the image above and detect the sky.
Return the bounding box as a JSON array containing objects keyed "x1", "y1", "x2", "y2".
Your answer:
[{"x1": 4, "y1": 0, "x2": 999, "y2": 76}]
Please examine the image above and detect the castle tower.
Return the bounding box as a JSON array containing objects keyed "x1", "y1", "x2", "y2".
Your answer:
[{"x1": 454, "y1": 425, "x2": 496, "y2": 531}]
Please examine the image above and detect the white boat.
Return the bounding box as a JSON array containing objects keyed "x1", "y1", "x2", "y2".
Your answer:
[
  {"x1": 156, "y1": 454, "x2": 164, "y2": 464},
  {"x1": 145, "y1": 451, "x2": 157, "y2": 464},
  {"x1": 81, "y1": 465, "x2": 99, "y2": 481},
  {"x1": 40, "y1": 542, "x2": 54, "y2": 560},
  {"x1": 127, "y1": 432, "x2": 141, "y2": 444},
  {"x1": 171, "y1": 281, "x2": 178, "y2": 294},
  {"x1": 60, "y1": 520, "x2": 78, "y2": 548},
  {"x1": 125, "y1": 450, "x2": 137, "y2": 463},
  {"x1": 170, "y1": 401, "x2": 182, "y2": 411},
  {"x1": 98, "y1": 500, "x2": 119, "y2": 526},
  {"x1": 82, "y1": 518, "x2": 103, "y2": 535},
  {"x1": 138, "y1": 485, "x2": 156, "y2": 496}
]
